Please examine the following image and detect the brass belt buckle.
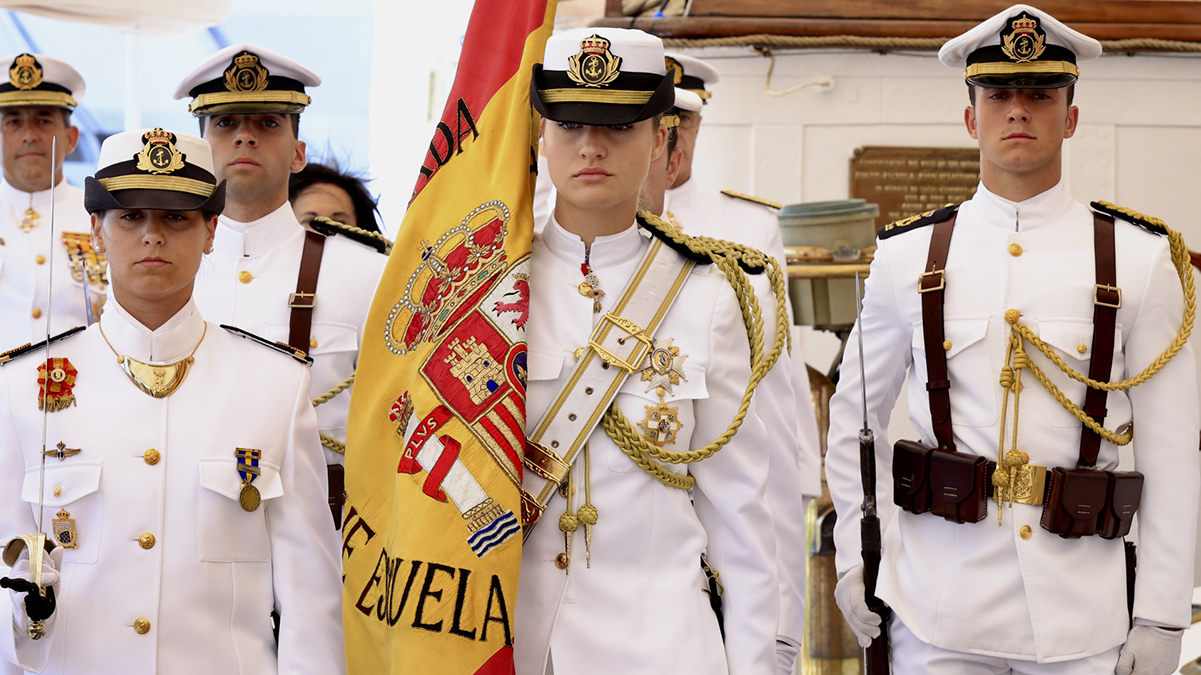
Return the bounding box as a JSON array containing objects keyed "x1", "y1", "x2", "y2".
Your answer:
[
  {"x1": 917, "y1": 269, "x2": 945, "y2": 294},
  {"x1": 523, "y1": 440, "x2": 569, "y2": 486},
  {"x1": 1094, "y1": 284, "x2": 1121, "y2": 309},
  {"x1": 994, "y1": 464, "x2": 1048, "y2": 507},
  {"x1": 289, "y1": 292, "x2": 317, "y2": 309},
  {"x1": 587, "y1": 312, "x2": 653, "y2": 373}
]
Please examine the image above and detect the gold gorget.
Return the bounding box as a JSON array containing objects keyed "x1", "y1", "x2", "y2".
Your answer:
[{"x1": 100, "y1": 322, "x2": 206, "y2": 398}]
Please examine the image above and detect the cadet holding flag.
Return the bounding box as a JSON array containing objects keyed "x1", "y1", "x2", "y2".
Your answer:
[
  {"x1": 0, "y1": 128, "x2": 343, "y2": 674},
  {"x1": 826, "y1": 5, "x2": 1198, "y2": 674}
]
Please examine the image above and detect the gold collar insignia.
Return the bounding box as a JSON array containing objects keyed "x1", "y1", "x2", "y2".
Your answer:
[{"x1": 100, "y1": 322, "x2": 206, "y2": 398}]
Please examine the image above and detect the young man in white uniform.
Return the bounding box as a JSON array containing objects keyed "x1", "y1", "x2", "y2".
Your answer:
[{"x1": 827, "y1": 6, "x2": 1198, "y2": 674}]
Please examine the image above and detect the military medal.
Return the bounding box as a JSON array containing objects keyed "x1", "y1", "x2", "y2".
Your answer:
[
  {"x1": 62, "y1": 232, "x2": 108, "y2": 290},
  {"x1": 578, "y1": 250, "x2": 604, "y2": 313},
  {"x1": 19, "y1": 207, "x2": 38, "y2": 233},
  {"x1": 236, "y1": 447, "x2": 262, "y2": 512},
  {"x1": 36, "y1": 357, "x2": 77, "y2": 412},
  {"x1": 636, "y1": 338, "x2": 688, "y2": 446},
  {"x1": 99, "y1": 322, "x2": 206, "y2": 398},
  {"x1": 52, "y1": 509, "x2": 77, "y2": 549}
]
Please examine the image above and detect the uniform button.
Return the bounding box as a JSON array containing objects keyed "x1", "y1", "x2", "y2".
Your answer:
[
  {"x1": 1077, "y1": 344, "x2": 1087, "y2": 354},
  {"x1": 31, "y1": 308, "x2": 42, "y2": 319},
  {"x1": 1008, "y1": 243, "x2": 1023, "y2": 257},
  {"x1": 1020, "y1": 525, "x2": 1032, "y2": 540},
  {"x1": 1005, "y1": 309, "x2": 1020, "y2": 324},
  {"x1": 35, "y1": 254, "x2": 45, "y2": 265},
  {"x1": 144, "y1": 448, "x2": 160, "y2": 465},
  {"x1": 554, "y1": 553, "x2": 568, "y2": 570},
  {"x1": 238, "y1": 271, "x2": 253, "y2": 284},
  {"x1": 139, "y1": 533, "x2": 156, "y2": 549},
  {"x1": 942, "y1": 340, "x2": 952, "y2": 351},
  {"x1": 52, "y1": 486, "x2": 61, "y2": 497},
  {"x1": 309, "y1": 339, "x2": 318, "y2": 349},
  {"x1": 133, "y1": 618, "x2": 151, "y2": 634}
]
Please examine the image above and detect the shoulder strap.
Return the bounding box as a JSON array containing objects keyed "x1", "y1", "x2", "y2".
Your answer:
[
  {"x1": 288, "y1": 230, "x2": 326, "y2": 354},
  {"x1": 522, "y1": 239, "x2": 695, "y2": 533},
  {"x1": 921, "y1": 214, "x2": 957, "y2": 451},
  {"x1": 1080, "y1": 213, "x2": 1119, "y2": 468}
]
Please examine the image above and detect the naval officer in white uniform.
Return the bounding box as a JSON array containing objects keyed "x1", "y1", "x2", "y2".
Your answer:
[
  {"x1": 0, "y1": 128, "x2": 344, "y2": 674},
  {"x1": 827, "y1": 6, "x2": 1198, "y2": 674},
  {"x1": 519, "y1": 27, "x2": 780, "y2": 675},
  {"x1": 174, "y1": 44, "x2": 388, "y2": 520},
  {"x1": 0, "y1": 54, "x2": 103, "y2": 352}
]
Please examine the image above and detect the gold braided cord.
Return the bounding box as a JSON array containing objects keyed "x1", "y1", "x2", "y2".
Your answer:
[
  {"x1": 321, "y1": 432, "x2": 346, "y2": 455},
  {"x1": 310, "y1": 216, "x2": 394, "y2": 254},
  {"x1": 599, "y1": 211, "x2": 791, "y2": 488},
  {"x1": 658, "y1": 34, "x2": 1201, "y2": 54},
  {"x1": 1008, "y1": 215, "x2": 1194, "y2": 446},
  {"x1": 312, "y1": 371, "x2": 355, "y2": 407}
]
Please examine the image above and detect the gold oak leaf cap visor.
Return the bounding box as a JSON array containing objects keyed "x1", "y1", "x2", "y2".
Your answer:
[
  {"x1": 939, "y1": 4, "x2": 1101, "y2": 89},
  {"x1": 85, "y1": 128, "x2": 226, "y2": 214},
  {"x1": 0, "y1": 53, "x2": 85, "y2": 110},
  {"x1": 532, "y1": 27, "x2": 675, "y2": 126},
  {"x1": 173, "y1": 42, "x2": 321, "y2": 117},
  {"x1": 664, "y1": 52, "x2": 719, "y2": 103}
]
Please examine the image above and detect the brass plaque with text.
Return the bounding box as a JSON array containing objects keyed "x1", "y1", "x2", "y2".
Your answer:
[{"x1": 850, "y1": 147, "x2": 980, "y2": 231}]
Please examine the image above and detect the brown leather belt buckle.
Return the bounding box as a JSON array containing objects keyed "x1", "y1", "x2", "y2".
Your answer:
[
  {"x1": 917, "y1": 270, "x2": 945, "y2": 294},
  {"x1": 1093, "y1": 284, "x2": 1121, "y2": 309},
  {"x1": 524, "y1": 440, "x2": 569, "y2": 485},
  {"x1": 289, "y1": 292, "x2": 317, "y2": 309}
]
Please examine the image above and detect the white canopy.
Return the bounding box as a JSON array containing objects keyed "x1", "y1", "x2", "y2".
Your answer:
[{"x1": 0, "y1": 0, "x2": 230, "y2": 34}]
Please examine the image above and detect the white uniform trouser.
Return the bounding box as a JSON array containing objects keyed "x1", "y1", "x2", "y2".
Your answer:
[{"x1": 891, "y1": 616, "x2": 1121, "y2": 674}]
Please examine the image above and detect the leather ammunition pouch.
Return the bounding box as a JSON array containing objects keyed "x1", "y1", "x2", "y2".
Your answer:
[{"x1": 891, "y1": 209, "x2": 1145, "y2": 537}]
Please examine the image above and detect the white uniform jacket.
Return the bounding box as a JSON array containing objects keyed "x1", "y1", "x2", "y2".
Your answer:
[
  {"x1": 0, "y1": 181, "x2": 97, "y2": 352},
  {"x1": 0, "y1": 298, "x2": 345, "y2": 674},
  {"x1": 193, "y1": 202, "x2": 387, "y2": 463},
  {"x1": 665, "y1": 178, "x2": 816, "y2": 646},
  {"x1": 517, "y1": 217, "x2": 779, "y2": 675},
  {"x1": 825, "y1": 181, "x2": 1200, "y2": 662}
]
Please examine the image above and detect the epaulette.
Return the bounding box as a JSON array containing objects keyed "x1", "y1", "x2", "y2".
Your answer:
[
  {"x1": 877, "y1": 203, "x2": 959, "y2": 240},
  {"x1": 720, "y1": 190, "x2": 781, "y2": 210},
  {"x1": 220, "y1": 325, "x2": 313, "y2": 366},
  {"x1": 1090, "y1": 201, "x2": 1168, "y2": 237},
  {"x1": 0, "y1": 326, "x2": 86, "y2": 366},
  {"x1": 309, "y1": 216, "x2": 390, "y2": 254},
  {"x1": 637, "y1": 212, "x2": 766, "y2": 275}
]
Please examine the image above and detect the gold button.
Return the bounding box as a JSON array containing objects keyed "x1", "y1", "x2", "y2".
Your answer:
[
  {"x1": 238, "y1": 270, "x2": 253, "y2": 284},
  {"x1": 52, "y1": 486, "x2": 61, "y2": 497},
  {"x1": 1077, "y1": 344, "x2": 1087, "y2": 354},
  {"x1": 35, "y1": 254, "x2": 45, "y2": 265},
  {"x1": 31, "y1": 308, "x2": 42, "y2": 319},
  {"x1": 1005, "y1": 309, "x2": 1019, "y2": 324},
  {"x1": 554, "y1": 553, "x2": 568, "y2": 570},
  {"x1": 144, "y1": 449, "x2": 160, "y2": 465},
  {"x1": 133, "y1": 618, "x2": 151, "y2": 634},
  {"x1": 1020, "y1": 525, "x2": 1032, "y2": 540},
  {"x1": 309, "y1": 339, "x2": 318, "y2": 349},
  {"x1": 942, "y1": 340, "x2": 952, "y2": 351},
  {"x1": 139, "y1": 533, "x2": 156, "y2": 549},
  {"x1": 1009, "y1": 243, "x2": 1023, "y2": 257}
]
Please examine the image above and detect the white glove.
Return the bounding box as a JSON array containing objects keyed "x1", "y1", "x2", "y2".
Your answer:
[
  {"x1": 7, "y1": 545, "x2": 63, "y2": 624},
  {"x1": 833, "y1": 564, "x2": 881, "y2": 649},
  {"x1": 1114, "y1": 625, "x2": 1183, "y2": 675},
  {"x1": 776, "y1": 637, "x2": 800, "y2": 675}
]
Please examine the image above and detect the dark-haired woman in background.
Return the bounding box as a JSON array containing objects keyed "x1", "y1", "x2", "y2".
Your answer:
[{"x1": 289, "y1": 162, "x2": 381, "y2": 234}]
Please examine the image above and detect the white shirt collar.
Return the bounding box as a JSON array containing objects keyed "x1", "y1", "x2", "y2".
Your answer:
[
  {"x1": 100, "y1": 295, "x2": 206, "y2": 363},
  {"x1": 0, "y1": 176, "x2": 73, "y2": 211},
  {"x1": 214, "y1": 201, "x2": 303, "y2": 257},
  {"x1": 663, "y1": 176, "x2": 696, "y2": 211},
  {"x1": 539, "y1": 213, "x2": 648, "y2": 270},
  {"x1": 969, "y1": 179, "x2": 1074, "y2": 232}
]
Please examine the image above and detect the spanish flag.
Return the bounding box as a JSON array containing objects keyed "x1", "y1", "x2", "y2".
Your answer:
[{"x1": 342, "y1": 1, "x2": 555, "y2": 673}]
